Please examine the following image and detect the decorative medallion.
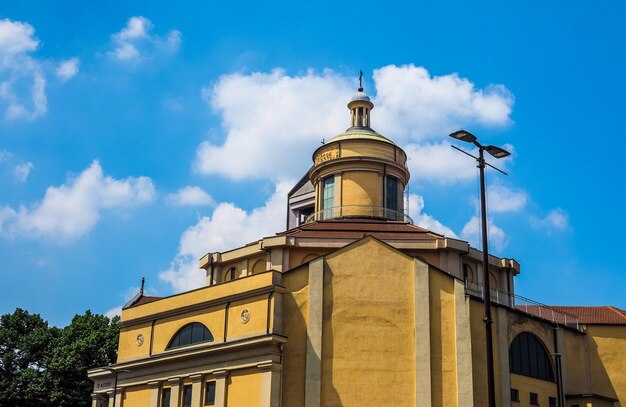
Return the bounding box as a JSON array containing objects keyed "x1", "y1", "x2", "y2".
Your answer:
[
  {"x1": 136, "y1": 333, "x2": 144, "y2": 347},
  {"x1": 240, "y1": 309, "x2": 251, "y2": 324}
]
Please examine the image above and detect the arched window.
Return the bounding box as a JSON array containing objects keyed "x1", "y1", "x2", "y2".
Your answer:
[
  {"x1": 509, "y1": 332, "x2": 554, "y2": 382},
  {"x1": 167, "y1": 323, "x2": 214, "y2": 349},
  {"x1": 224, "y1": 267, "x2": 237, "y2": 282}
]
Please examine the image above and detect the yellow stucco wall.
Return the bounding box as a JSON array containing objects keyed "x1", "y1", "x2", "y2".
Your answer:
[
  {"x1": 470, "y1": 299, "x2": 489, "y2": 406},
  {"x1": 322, "y1": 238, "x2": 415, "y2": 406},
  {"x1": 563, "y1": 328, "x2": 588, "y2": 394},
  {"x1": 226, "y1": 368, "x2": 261, "y2": 407},
  {"x1": 586, "y1": 325, "x2": 626, "y2": 404},
  {"x1": 429, "y1": 270, "x2": 458, "y2": 407},
  {"x1": 227, "y1": 294, "x2": 269, "y2": 340},
  {"x1": 281, "y1": 265, "x2": 309, "y2": 407},
  {"x1": 117, "y1": 321, "x2": 152, "y2": 361},
  {"x1": 341, "y1": 171, "x2": 381, "y2": 213},
  {"x1": 122, "y1": 385, "x2": 150, "y2": 407},
  {"x1": 121, "y1": 271, "x2": 277, "y2": 321},
  {"x1": 510, "y1": 373, "x2": 556, "y2": 407}
]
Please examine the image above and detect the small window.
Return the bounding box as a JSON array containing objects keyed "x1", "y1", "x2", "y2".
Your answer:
[
  {"x1": 182, "y1": 385, "x2": 192, "y2": 407},
  {"x1": 385, "y1": 176, "x2": 398, "y2": 212},
  {"x1": 161, "y1": 388, "x2": 171, "y2": 407},
  {"x1": 549, "y1": 397, "x2": 556, "y2": 407},
  {"x1": 511, "y1": 388, "x2": 519, "y2": 402},
  {"x1": 167, "y1": 322, "x2": 214, "y2": 349},
  {"x1": 530, "y1": 392, "x2": 539, "y2": 405},
  {"x1": 204, "y1": 381, "x2": 216, "y2": 405}
]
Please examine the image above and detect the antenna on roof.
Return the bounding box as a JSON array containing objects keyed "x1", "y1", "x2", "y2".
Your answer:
[
  {"x1": 358, "y1": 69, "x2": 364, "y2": 92},
  {"x1": 140, "y1": 277, "x2": 145, "y2": 296}
]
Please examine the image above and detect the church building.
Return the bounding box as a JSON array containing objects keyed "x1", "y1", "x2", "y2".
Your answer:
[{"x1": 89, "y1": 82, "x2": 626, "y2": 407}]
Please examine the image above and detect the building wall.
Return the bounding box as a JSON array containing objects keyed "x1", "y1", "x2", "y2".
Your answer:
[
  {"x1": 321, "y1": 238, "x2": 416, "y2": 406},
  {"x1": 122, "y1": 385, "x2": 150, "y2": 407},
  {"x1": 586, "y1": 325, "x2": 626, "y2": 404},
  {"x1": 510, "y1": 374, "x2": 556, "y2": 407},
  {"x1": 226, "y1": 368, "x2": 262, "y2": 407}
]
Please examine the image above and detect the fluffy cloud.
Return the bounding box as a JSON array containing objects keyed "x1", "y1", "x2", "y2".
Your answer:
[
  {"x1": 160, "y1": 180, "x2": 293, "y2": 293},
  {"x1": 373, "y1": 64, "x2": 514, "y2": 143},
  {"x1": 408, "y1": 194, "x2": 457, "y2": 237},
  {"x1": 530, "y1": 208, "x2": 570, "y2": 233},
  {"x1": 166, "y1": 186, "x2": 214, "y2": 206},
  {"x1": 0, "y1": 18, "x2": 47, "y2": 120},
  {"x1": 0, "y1": 161, "x2": 155, "y2": 240},
  {"x1": 479, "y1": 184, "x2": 528, "y2": 213},
  {"x1": 56, "y1": 57, "x2": 79, "y2": 81},
  {"x1": 0, "y1": 150, "x2": 34, "y2": 182},
  {"x1": 195, "y1": 65, "x2": 514, "y2": 183},
  {"x1": 461, "y1": 215, "x2": 508, "y2": 252},
  {"x1": 109, "y1": 16, "x2": 181, "y2": 62}
]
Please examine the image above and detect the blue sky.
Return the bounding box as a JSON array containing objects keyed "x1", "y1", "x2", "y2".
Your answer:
[{"x1": 1, "y1": 1, "x2": 624, "y2": 326}]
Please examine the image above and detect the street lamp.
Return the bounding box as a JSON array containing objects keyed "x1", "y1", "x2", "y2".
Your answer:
[
  {"x1": 102, "y1": 366, "x2": 131, "y2": 407},
  {"x1": 449, "y1": 129, "x2": 510, "y2": 407}
]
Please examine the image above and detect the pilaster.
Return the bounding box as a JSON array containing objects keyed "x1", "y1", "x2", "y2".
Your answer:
[
  {"x1": 168, "y1": 377, "x2": 181, "y2": 407},
  {"x1": 213, "y1": 370, "x2": 229, "y2": 407},
  {"x1": 414, "y1": 258, "x2": 431, "y2": 407},
  {"x1": 454, "y1": 279, "x2": 474, "y2": 406},
  {"x1": 305, "y1": 257, "x2": 324, "y2": 407},
  {"x1": 190, "y1": 374, "x2": 203, "y2": 407},
  {"x1": 148, "y1": 381, "x2": 160, "y2": 407},
  {"x1": 259, "y1": 362, "x2": 282, "y2": 407}
]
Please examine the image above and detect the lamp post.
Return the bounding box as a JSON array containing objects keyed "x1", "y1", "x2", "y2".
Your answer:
[
  {"x1": 102, "y1": 366, "x2": 131, "y2": 407},
  {"x1": 449, "y1": 129, "x2": 510, "y2": 407}
]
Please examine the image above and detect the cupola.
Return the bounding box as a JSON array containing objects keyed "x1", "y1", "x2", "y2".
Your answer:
[{"x1": 307, "y1": 72, "x2": 411, "y2": 223}]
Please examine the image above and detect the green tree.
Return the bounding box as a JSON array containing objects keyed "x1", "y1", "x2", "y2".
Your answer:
[
  {"x1": 0, "y1": 309, "x2": 119, "y2": 407},
  {"x1": 0, "y1": 308, "x2": 56, "y2": 407},
  {"x1": 49, "y1": 311, "x2": 119, "y2": 407}
]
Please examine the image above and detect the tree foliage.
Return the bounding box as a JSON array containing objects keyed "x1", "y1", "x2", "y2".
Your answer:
[{"x1": 0, "y1": 309, "x2": 119, "y2": 407}]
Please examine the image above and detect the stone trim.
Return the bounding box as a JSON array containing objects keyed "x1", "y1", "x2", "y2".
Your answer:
[
  {"x1": 305, "y1": 257, "x2": 324, "y2": 407},
  {"x1": 414, "y1": 258, "x2": 432, "y2": 407}
]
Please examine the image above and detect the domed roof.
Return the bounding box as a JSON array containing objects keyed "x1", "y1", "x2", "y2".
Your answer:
[{"x1": 351, "y1": 89, "x2": 371, "y2": 102}]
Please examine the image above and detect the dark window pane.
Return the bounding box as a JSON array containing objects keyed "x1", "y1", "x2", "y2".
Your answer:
[
  {"x1": 510, "y1": 388, "x2": 519, "y2": 401},
  {"x1": 549, "y1": 397, "x2": 556, "y2": 407},
  {"x1": 167, "y1": 323, "x2": 214, "y2": 349},
  {"x1": 205, "y1": 381, "x2": 216, "y2": 405},
  {"x1": 386, "y1": 177, "x2": 398, "y2": 211},
  {"x1": 530, "y1": 392, "x2": 538, "y2": 405},
  {"x1": 179, "y1": 324, "x2": 192, "y2": 346},
  {"x1": 183, "y1": 385, "x2": 192, "y2": 407},
  {"x1": 191, "y1": 323, "x2": 204, "y2": 343},
  {"x1": 161, "y1": 388, "x2": 171, "y2": 407},
  {"x1": 509, "y1": 332, "x2": 554, "y2": 382}
]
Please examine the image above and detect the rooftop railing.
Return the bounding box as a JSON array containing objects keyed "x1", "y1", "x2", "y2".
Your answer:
[
  {"x1": 466, "y1": 281, "x2": 581, "y2": 331},
  {"x1": 304, "y1": 205, "x2": 413, "y2": 224}
]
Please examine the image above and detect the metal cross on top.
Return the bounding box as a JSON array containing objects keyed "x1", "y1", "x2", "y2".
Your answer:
[{"x1": 358, "y1": 69, "x2": 363, "y2": 91}]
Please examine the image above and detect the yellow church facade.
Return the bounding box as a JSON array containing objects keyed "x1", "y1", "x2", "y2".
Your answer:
[{"x1": 89, "y1": 85, "x2": 626, "y2": 407}]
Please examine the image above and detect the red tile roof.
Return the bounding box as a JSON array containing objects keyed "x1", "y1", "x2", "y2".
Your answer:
[
  {"x1": 132, "y1": 295, "x2": 162, "y2": 307},
  {"x1": 518, "y1": 305, "x2": 626, "y2": 325},
  {"x1": 278, "y1": 219, "x2": 444, "y2": 240}
]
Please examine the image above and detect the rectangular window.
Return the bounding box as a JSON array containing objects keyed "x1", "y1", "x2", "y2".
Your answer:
[
  {"x1": 549, "y1": 397, "x2": 556, "y2": 407},
  {"x1": 322, "y1": 177, "x2": 335, "y2": 219},
  {"x1": 530, "y1": 392, "x2": 539, "y2": 405},
  {"x1": 385, "y1": 176, "x2": 398, "y2": 212},
  {"x1": 161, "y1": 388, "x2": 171, "y2": 407},
  {"x1": 183, "y1": 385, "x2": 192, "y2": 407},
  {"x1": 204, "y1": 381, "x2": 216, "y2": 405},
  {"x1": 510, "y1": 388, "x2": 519, "y2": 402}
]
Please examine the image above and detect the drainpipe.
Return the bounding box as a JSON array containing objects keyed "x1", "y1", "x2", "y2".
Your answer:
[{"x1": 552, "y1": 324, "x2": 565, "y2": 407}]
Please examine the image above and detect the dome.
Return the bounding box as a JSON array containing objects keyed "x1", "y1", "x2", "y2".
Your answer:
[{"x1": 351, "y1": 90, "x2": 371, "y2": 102}]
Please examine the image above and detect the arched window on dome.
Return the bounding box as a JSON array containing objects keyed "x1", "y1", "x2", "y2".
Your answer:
[
  {"x1": 167, "y1": 323, "x2": 214, "y2": 349},
  {"x1": 385, "y1": 176, "x2": 398, "y2": 212},
  {"x1": 509, "y1": 332, "x2": 554, "y2": 382}
]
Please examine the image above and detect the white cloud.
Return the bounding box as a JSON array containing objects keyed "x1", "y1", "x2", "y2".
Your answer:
[
  {"x1": 195, "y1": 65, "x2": 514, "y2": 183},
  {"x1": 166, "y1": 186, "x2": 214, "y2": 207},
  {"x1": 0, "y1": 18, "x2": 47, "y2": 120},
  {"x1": 408, "y1": 194, "x2": 457, "y2": 237},
  {"x1": 14, "y1": 161, "x2": 34, "y2": 182},
  {"x1": 56, "y1": 57, "x2": 79, "y2": 81},
  {"x1": 461, "y1": 215, "x2": 508, "y2": 252},
  {"x1": 530, "y1": 208, "x2": 570, "y2": 233},
  {"x1": 160, "y1": 180, "x2": 293, "y2": 293},
  {"x1": 109, "y1": 16, "x2": 181, "y2": 62},
  {"x1": 0, "y1": 160, "x2": 155, "y2": 240},
  {"x1": 483, "y1": 184, "x2": 528, "y2": 213},
  {"x1": 373, "y1": 64, "x2": 514, "y2": 143},
  {"x1": 0, "y1": 150, "x2": 34, "y2": 182}
]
